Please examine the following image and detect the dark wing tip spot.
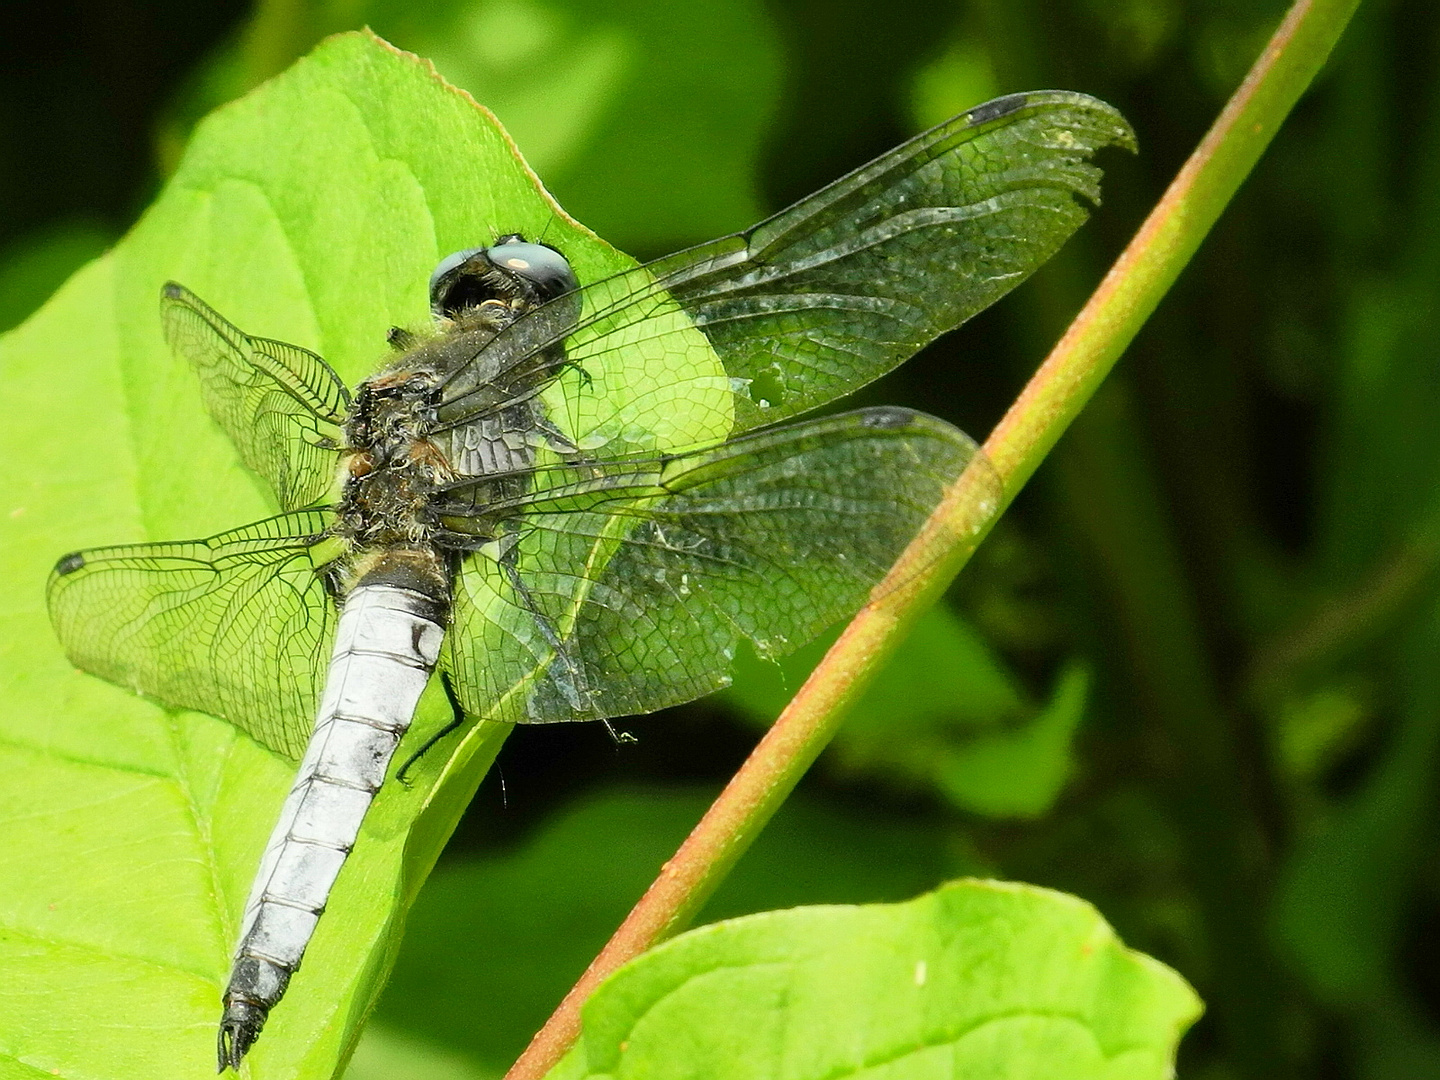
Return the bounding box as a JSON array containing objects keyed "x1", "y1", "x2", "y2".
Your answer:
[
  {"x1": 862, "y1": 406, "x2": 920, "y2": 430},
  {"x1": 54, "y1": 551, "x2": 86, "y2": 576},
  {"x1": 161, "y1": 281, "x2": 185, "y2": 300},
  {"x1": 967, "y1": 92, "x2": 1030, "y2": 125}
]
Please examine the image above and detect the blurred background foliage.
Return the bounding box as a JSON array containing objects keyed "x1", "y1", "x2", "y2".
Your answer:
[{"x1": 2, "y1": 0, "x2": 1435, "y2": 1077}]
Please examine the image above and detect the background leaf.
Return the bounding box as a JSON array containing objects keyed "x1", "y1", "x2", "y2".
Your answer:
[
  {"x1": 725, "y1": 607, "x2": 1090, "y2": 818},
  {"x1": 153, "y1": 0, "x2": 783, "y2": 253}
]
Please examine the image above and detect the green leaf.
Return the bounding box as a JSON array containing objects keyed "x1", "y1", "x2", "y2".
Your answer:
[
  {"x1": 726, "y1": 606, "x2": 1090, "y2": 817},
  {"x1": 929, "y1": 662, "x2": 1089, "y2": 817},
  {"x1": 2, "y1": 20, "x2": 1137, "y2": 1077},
  {"x1": 546, "y1": 879, "x2": 1200, "y2": 1080},
  {"x1": 0, "y1": 31, "x2": 646, "y2": 1079}
]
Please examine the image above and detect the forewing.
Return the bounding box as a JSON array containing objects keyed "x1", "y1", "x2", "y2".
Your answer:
[
  {"x1": 665, "y1": 91, "x2": 1134, "y2": 429},
  {"x1": 441, "y1": 408, "x2": 995, "y2": 723},
  {"x1": 437, "y1": 91, "x2": 1134, "y2": 446},
  {"x1": 161, "y1": 284, "x2": 350, "y2": 510},
  {"x1": 47, "y1": 511, "x2": 337, "y2": 760}
]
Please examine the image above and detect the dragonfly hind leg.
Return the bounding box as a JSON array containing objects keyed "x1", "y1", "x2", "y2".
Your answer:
[
  {"x1": 566, "y1": 358, "x2": 592, "y2": 391},
  {"x1": 602, "y1": 719, "x2": 638, "y2": 746},
  {"x1": 395, "y1": 671, "x2": 467, "y2": 784}
]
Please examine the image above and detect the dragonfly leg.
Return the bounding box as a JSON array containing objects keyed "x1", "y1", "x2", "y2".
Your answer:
[
  {"x1": 395, "y1": 670, "x2": 467, "y2": 784},
  {"x1": 532, "y1": 414, "x2": 588, "y2": 462},
  {"x1": 386, "y1": 326, "x2": 417, "y2": 351},
  {"x1": 566, "y1": 358, "x2": 593, "y2": 390},
  {"x1": 601, "y1": 719, "x2": 638, "y2": 746}
]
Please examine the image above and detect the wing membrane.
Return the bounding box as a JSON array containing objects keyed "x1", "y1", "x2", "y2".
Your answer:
[
  {"x1": 441, "y1": 408, "x2": 995, "y2": 723},
  {"x1": 47, "y1": 511, "x2": 337, "y2": 759},
  {"x1": 161, "y1": 284, "x2": 350, "y2": 511},
  {"x1": 438, "y1": 91, "x2": 1134, "y2": 443}
]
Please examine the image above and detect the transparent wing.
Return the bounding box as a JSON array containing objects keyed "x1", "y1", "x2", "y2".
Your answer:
[
  {"x1": 161, "y1": 283, "x2": 350, "y2": 511},
  {"x1": 440, "y1": 407, "x2": 996, "y2": 724},
  {"x1": 47, "y1": 511, "x2": 337, "y2": 760},
  {"x1": 437, "y1": 91, "x2": 1135, "y2": 444}
]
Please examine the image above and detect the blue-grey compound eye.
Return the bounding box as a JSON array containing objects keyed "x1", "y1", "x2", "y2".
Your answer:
[
  {"x1": 483, "y1": 241, "x2": 579, "y2": 301},
  {"x1": 429, "y1": 247, "x2": 486, "y2": 314}
]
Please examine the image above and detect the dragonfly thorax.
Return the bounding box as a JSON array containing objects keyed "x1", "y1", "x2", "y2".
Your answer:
[
  {"x1": 337, "y1": 370, "x2": 448, "y2": 552},
  {"x1": 334, "y1": 292, "x2": 547, "y2": 566}
]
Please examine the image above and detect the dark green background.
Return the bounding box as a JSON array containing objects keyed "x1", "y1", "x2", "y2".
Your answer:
[{"x1": 4, "y1": 2, "x2": 1436, "y2": 1078}]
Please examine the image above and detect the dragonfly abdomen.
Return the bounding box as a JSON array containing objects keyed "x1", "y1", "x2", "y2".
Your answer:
[{"x1": 218, "y1": 569, "x2": 448, "y2": 1070}]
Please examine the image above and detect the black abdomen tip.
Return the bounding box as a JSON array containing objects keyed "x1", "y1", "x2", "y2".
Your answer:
[{"x1": 217, "y1": 1000, "x2": 268, "y2": 1072}]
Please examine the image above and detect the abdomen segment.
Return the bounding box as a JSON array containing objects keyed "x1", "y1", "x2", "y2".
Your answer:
[{"x1": 218, "y1": 581, "x2": 446, "y2": 1070}]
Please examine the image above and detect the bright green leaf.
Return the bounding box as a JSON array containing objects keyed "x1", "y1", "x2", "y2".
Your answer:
[{"x1": 547, "y1": 878, "x2": 1201, "y2": 1080}]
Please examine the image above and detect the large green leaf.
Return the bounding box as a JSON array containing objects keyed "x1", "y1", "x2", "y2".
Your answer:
[
  {"x1": 0, "y1": 31, "x2": 661, "y2": 1079},
  {"x1": 0, "y1": 23, "x2": 1134, "y2": 1079},
  {"x1": 546, "y1": 879, "x2": 1200, "y2": 1080}
]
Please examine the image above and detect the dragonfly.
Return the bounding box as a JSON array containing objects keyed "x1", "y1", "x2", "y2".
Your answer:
[{"x1": 46, "y1": 90, "x2": 1132, "y2": 1070}]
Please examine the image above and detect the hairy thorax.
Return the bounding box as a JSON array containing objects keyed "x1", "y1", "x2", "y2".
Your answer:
[{"x1": 333, "y1": 301, "x2": 545, "y2": 591}]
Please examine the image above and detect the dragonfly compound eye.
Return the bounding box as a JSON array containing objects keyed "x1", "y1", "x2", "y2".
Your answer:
[
  {"x1": 428, "y1": 247, "x2": 488, "y2": 318},
  {"x1": 428, "y1": 240, "x2": 578, "y2": 318},
  {"x1": 481, "y1": 240, "x2": 579, "y2": 302}
]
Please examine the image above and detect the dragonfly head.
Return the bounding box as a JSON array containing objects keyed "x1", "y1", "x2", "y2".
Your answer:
[{"x1": 429, "y1": 236, "x2": 579, "y2": 320}]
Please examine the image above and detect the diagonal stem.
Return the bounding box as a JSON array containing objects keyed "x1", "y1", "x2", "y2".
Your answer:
[{"x1": 502, "y1": 2, "x2": 1363, "y2": 1076}]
